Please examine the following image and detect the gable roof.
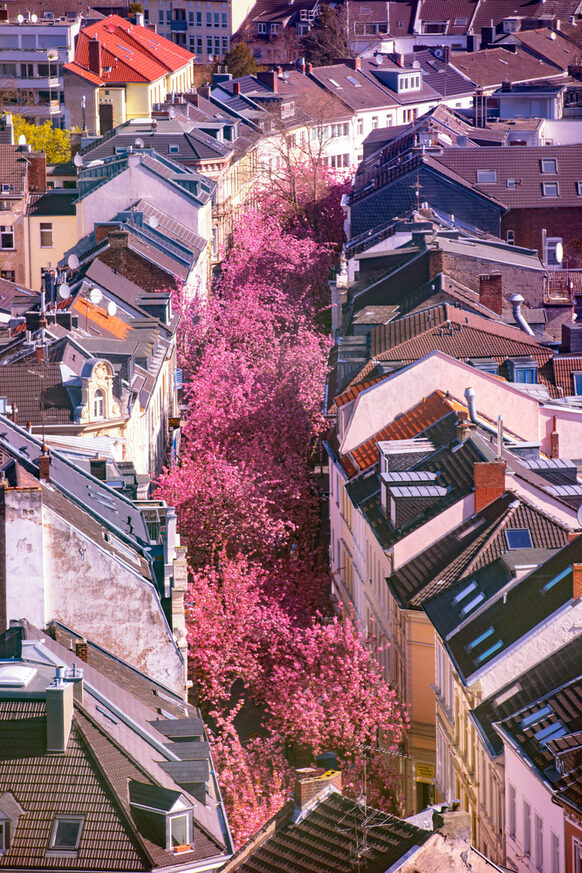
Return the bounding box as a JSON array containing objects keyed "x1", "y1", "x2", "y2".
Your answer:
[
  {"x1": 449, "y1": 46, "x2": 564, "y2": 88},
  {"x1": 502, "y1": 27, "x2": 582, "y2": 70},
  {"x1": 65, "y1": 15, "x2": 193, "y2": 86}
]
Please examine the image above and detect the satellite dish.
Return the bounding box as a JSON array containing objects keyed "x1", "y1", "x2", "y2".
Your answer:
[
  {"x1": 148, "y1": 215, "x2": 159, "y2": 229},
  {"x1": 17, "y1": 14, "x2": 24, "y2": 22},
  {"x1": 89, "y1": 287, "x2": 102, "y2": 305},
  {"x1": 555, "y1": 242, "x2": 564, "y2": 264},
  {"x1": 107, "y1": 301, "x2": 117, "y2": 317},
  {"x1": 31, "y1": 13, "x2": 38, "y2": 21},
  {"x1": 73, "y1": 152, "x2": 83, "y2": 167},
  {"x1": 58, "y1": 283, "x2": 70, "y2": 299},
  {"x1": 18, "y1": 134, "x2": 26, "y2": 146},
  {"x1": 434, "y1": 48, "x2": 444, "y2": 59},
  {"x1": 134, "y1": 137, "x2": 144, "y2": 149},
  {"x1": 67, "y1": 253, "x2": 80, "y2": 270}
]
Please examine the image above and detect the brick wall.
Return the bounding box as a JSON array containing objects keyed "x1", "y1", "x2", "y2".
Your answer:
[
  {"x1": 502, "y1": 206, "x2": 582, "y2": 268},
  {"x1": 474, "y1": 461, "x2": 506, "y2": 513}
]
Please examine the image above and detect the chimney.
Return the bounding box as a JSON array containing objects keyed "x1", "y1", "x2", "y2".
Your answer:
[
  {"x1": 305, "y1": 62, "x2": 312, "y2": 74},
  {"x1": 456, "y1": 412, "x2": 475, "y2": 443},
  {"x1": 27, "y1": 152, "x2": 47, "y2": 193},
  {"x1": 428, "y1": 248, "x2": 444, "y2": 277},
  {"x1": 433, "y1": 808, "x2": 471, "y2": 842},
  {"x1": 38, "y1": 445, "x2": 50, "y2": 483},
  {"x1": 479, "y1": 273, "x2": 503, "y2": 315},
  {"x1": 45, "y1": 667, "x2": 74, "y2": 752},
  {"x1": 550, "y1": 415, "x2": 559, "y2": 458},
  {"x1": 562, "y1": 323, "x2": 582, "y2": 353},
  {"x1": 75, "y1": 639, "x2": 88, "y2": 662},
  {"x1": 88, "y1": 38, "x2": 102, "y2": 78},
  {"x1": 474, "y1": 461, "x2": 506, "y2": 512},
  {"x1": 257, "y1": 70, "x2": 278, "y2": 92},
  {"x1": 442, "y1": 45, "x2": 451, "y2": 63},
  {"x1": 294, "y1": 771, "x2": 342, "y2": 810},
  {"x1": 573, "y1": 563, "x2": 582, "y2": 600},
  {"x1": 297, "y1": 57, "x2": 306, "y2": 72},
  {"x1": 232, "y1": 81, "x2": 240, "y2": 95}
]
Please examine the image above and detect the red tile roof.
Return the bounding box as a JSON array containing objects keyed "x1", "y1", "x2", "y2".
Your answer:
[
  {"x1": 65, "y1": 15, "x2": 193, "y2": 86},
  {"x1": 553, "y1": 355, "x2": 582, "y2": 395},
  {"x1": 334, "y1": 375, "x2": 388, "y2": 408},
  {"x1": 342, "y1": 389, "x2": 455, "y2": 476}
]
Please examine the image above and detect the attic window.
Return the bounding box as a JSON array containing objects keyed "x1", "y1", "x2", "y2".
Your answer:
[
  {"x1": 505, "y1": 528, "x2": 532, "y2": 549},
  {"x1": 469, "y1": 358, "x2": 499, "y2": 375},
  {"x1": 476, "y1": 169, "x2": 496, "y2": 183},
  {"x1": 542, "y1": 181, "x2": 559, "y2": 197},
  {"x1": 48, "y1": 817, "x2": 83, "y2": 856},
  {"x1": 506, "y1": 178, "x2": 516, "y2": 188},
  {"x1": 454, "y1": 17, "x2": 468, "y2": 25},
  {"x1": 170, "y1": 814, "x2": 189, "y2": 848},
  {"x1": 328, "y1": 78, "x2": 342, "y2": 88},
  {"x1": 169, "y1": 144, "x2": 180, "y2": 153},
  {"x1": 572, "y1": 372, "x2": 582, "y2": 395},
  {"x1": 0, "y1": 822, "x2": 6, "y2": 855},
  {"x1": 540, "y1": 158, "x2": 557, "y2": 173}
]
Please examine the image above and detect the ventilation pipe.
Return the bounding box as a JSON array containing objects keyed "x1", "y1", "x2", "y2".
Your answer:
[
  {"x1": 510, "y1": 293, "x2": 535, "y2": 336},
  {"x1": 464, "y1": 387, "x2": 477, "y2": 423}
]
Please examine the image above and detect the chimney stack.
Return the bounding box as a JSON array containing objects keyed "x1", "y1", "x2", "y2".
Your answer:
[
  {"x1": 573, "y1": 563, "x2": 582, "y2": 600},
  {"x1": 38, "y1": 444, "x2": 50, "y2": 483},
  {"x1": 479, "y1": 273, "x2": 503, "y2": 315},
  {"x1": 294, "y1": 771, "x2": 342, "y2": 810},
  {"x1": 232, "y1": 81, "x2": 240, "y2": 95},
  {"x1": 75, "y1": 639, "x2": 88, "y2": 662},
  {"x1": 474, "y1": 461, "x2": 506, "y2": 512},
  {"x1": 550, "y1": 415, "x2": 559, "y2": 458},
  {"x1": 45, "y1": 667, "x2": 74, "y2": 752},
  {"x1": 88, "y1": 38, "x2": 102, "y2": 78},
  {"x1": 256, "y1": 70, "x2": 278, "y2": 92},
  {"x1": 456, "y1": 413, "x2": 475, "y2": 443}
]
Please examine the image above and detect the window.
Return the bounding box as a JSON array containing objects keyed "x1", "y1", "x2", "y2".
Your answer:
[
  {"x1": 40, "y1": 222, "x2": 53, "y2": 248},
  {"x1": 222, "y1": 36, "x2": 228, "y2": 51},
  {"x1": 506, "y1": 229, "x2": 515, "y2": 245},
  {"x1": 49, "y1": 817, "x2": 83, "y2": 853},
  {"x1": 508, "y1": 784, "x2": 516, "y2": 838},
  {"x1": 523, "y1": 801, "x2": 532, "y2": 856},
  {"x1": 542, "y1": 181, "x2": 559, "y2": 196},
  {"x1": 508, "y1": 358, "x2": 538, "y2": 383},
  {"x1": 206, "y1": 11, "x2": 211, "y2": 25},
  {"x1": 170, "y1": 814, "x2": 189, "y2": 848},
  {"x1": 573, "y1": 373, "x2": 582, "y2": 395},
  {"x1": 470, "y1": 358, "x2": 499, "y2": 374},
  {"x1": 169, "y1": 144, "x2": 179, "y2": 153},
  {"x1": 207, "y1": 35, "x2": 212, "y2": 53},
  {"x1": 166, "y1": 9, "x2": 171, "y2": 23},
  {"x1": 196, "y1": 10, "x2": 201, "y2": 24},
  {"x1": 505, "y1": 528, "x2": 533, "y2": 549},
  {"x1": 541, "y1": 158, "x2": 557, "y2": 173},
  {"x1": 0, "y1": 226, "x2": 14, "y2": 249},
  {"x1": 159, "y1": 9, "x2": 164, "y2": 24},
  {"x1": 0, "y1": 822, "x2": 6, "y2": 855},
  {"x1": 506, "y1": 178, "x2": 516, "y2": 188},
  {"x1": 477, "y1": 169, "x2": 496, "y2": 183},
  {"x1": 189, "y1": 35, "x2": 195, "y2": 50},
  {"x1": 270, "y1": 22, "x2": 279, "y2": 33},
  {"x1": 454, "y1": 16, "x2": 468, "y2": 24},
  {"x1": 386, "y1": 113, "x2": 393, "y2": 126},
  {"x1": 214, "y1": 11, "x2": 219, "y2": 26},
  {"x1": 222, "y1": 12, "x2": 227, "y2": 26},
  {"x1": 188, "y1": 9, "x2": 194, "y2": 24},
  {"x1": 197, "y1": 35, "x2": 202, "y2": 52},
  {"x1": 0, "y1": 270, "x2": 15, "y2": 281},
  {"x1": 357, "y1": 118, "x2": 363, "y2": 135},
  {"x1": 371, "y1": 116, "x2": 378, "y2": 129},
  {"x1": 214, "y1": 36, "x2": 220, "y2": 53},
  {"x1": 551, "y1": 832, "x2": 560, "y2": 873},
  {"x1": 93, "y1": 389, "x2": 104, "y2": 419},
  {"x1": 577, "y1": 181, "x2": 582, "y2": 195},
  {"x1": 535, "y1": 815, "x2": 543, "y2": 872}
]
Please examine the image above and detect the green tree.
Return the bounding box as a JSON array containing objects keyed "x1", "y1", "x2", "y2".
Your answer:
[
  {"x1": 224, "y1": 43, "x2": 258, "y2": 79},
  {"x1": 11, "y1": 117, "x2": 71, "y2": 164},
  {"x1": 301, "y1": 4, "x2": 350, "y2": 66}
]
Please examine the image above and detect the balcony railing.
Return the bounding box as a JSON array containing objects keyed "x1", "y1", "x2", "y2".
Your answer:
[{"x1": 171, "y1": 19, "x2": 188, "y2": 30}]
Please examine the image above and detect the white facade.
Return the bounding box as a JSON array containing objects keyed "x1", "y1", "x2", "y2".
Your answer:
[{"x1": 504, "y1": 743, "x2": 564, "y2": 873}]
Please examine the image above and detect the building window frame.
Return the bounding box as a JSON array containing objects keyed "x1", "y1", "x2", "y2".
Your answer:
[
  {"x1": 0, "y1": 225, "x2": 14, "y2": 250},
  {"x1": 40, "y1": 221, "x2": 53, "y2": 248}
]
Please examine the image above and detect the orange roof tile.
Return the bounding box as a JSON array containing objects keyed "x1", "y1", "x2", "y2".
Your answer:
[
  {"x1": 342, "y1": 390, "x2": 456, "y2": 476},
  {"x1": 73, "y1": 296, "x2": 131, "y2": 340},
  {"x1": 334, "y1": 375, "x2": 388, "y2": 408}
]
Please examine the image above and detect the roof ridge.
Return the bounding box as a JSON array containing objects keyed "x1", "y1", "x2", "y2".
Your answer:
[{"x1": 461, "y1": 498, "x2": 521, "y2": 577}]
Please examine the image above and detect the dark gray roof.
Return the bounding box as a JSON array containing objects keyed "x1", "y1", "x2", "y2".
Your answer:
[{"x1": 27, "y1": 190, "x2": 78, "y2": 216}]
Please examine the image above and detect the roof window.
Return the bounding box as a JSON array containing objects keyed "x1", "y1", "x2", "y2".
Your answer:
[
  {"x1": 346, "y1": 75, "x2": 361, "y2": 87},
  {"x1": 540, "y1": 158, "x2": 557, "y2": 173},
  {"x1": 47, "y1": 817, "x2": 83, "y2": 857},
  {"x1": 506, "y1": 178, "x2": 517, "y2": 188},
  {"x1": 577, "y1": 181, "x2": 582, "y2": 195},
  {"x1": 508, "y1": 357, "x2": 538, "y2": 384},
  {"x1": 542, "y1": 181, "x2": 559, "y2": 197},
  {"x1": 328, "y1": 78, "x2": 342, "y2": 88},
  {"x1": 520, "y1": 704, "x2": 552, "y2": 729},
  {"x1": 460, "y1": 592, "x2": 486, "y2": 616},
  {"x1": 505, "y1": 528, "x2": 532, "y2": 549},
  {"x1": 454, "y1": 17, "x2": 468, "y2": 25},
  {"x1": 572, "y1": 372, "x2": 582, "y2": 395},
  {"x1": 475, "y1": 638, "x2": 503, "y2": 663},
  {"x1": 476, "y1": 169, "x2": 496, "y2": 183},
  {"x1": 169, "y1": 144, "x2": 179, "y2": 153},
  {"x1": 453, "y1": 580, "x2": 477, "y2": 603},
  {"x1": 466, "y1": 626, "x2": 494, "y2": 651}
]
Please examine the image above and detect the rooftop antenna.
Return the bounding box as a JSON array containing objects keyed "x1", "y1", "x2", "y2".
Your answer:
[{"x1": 497, "y1": 415, "x2": 503, "y2": 459}]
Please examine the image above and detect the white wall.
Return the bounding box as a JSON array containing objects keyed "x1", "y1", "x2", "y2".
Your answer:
[{"x1": 504, "y1": 742, "x2": 564, "y2": 873}]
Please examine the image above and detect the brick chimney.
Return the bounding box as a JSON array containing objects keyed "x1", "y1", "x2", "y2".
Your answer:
[
  {"x1": 333, "y1": 57, "x2": 361, "y2": 70},
  {"x1": 456, "y1": 412, "x2": 475, "y2": 443},
  {"x1": 294, "y1": 771, "x2": 342, "y2": 810},
  {"x1": 573, "y1": 563, "x2": 582, "y2": 600},
  {"x1": 479, "y1": 273, "x2": 503, "y2": 315},
  {"x1": 27, "y1": 153, "x2": 47, "y2": 194},
  {"x1": 256, "y1": 70, "x2": 278, "y2": 92},
  {"x1": 428, "y1": 248, "x2": 444, "y2": 277},
  {"x1": 232, "y1": 81, "x2": 240, "y2": 95},
  {"x1": 306, "y1": 62, "x2": 312, "y2": 73},
  {"x1": 75, "y1": 639, "x2": 88, "y2": 662},
  {"x1": 45, "y1": 666, "x2": 74, "y2": 752},
  {"x1": 88, "y1": 37, "x2": 102, "y2": 78},
  {"x1": 38, "y1": 445, "x2": 51, "y2": 483},
  {"x1": 107, "y1": 228, "x2": 129, "y2": 249},
  {"x1": 550, "y1": 414, "x2": 559, "y2": 459},
  {"x1": 474, "y1": 460, "x2": 506, "y2": 512}
]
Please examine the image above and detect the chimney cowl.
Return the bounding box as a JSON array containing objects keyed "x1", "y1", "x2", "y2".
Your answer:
[
  {"x1": 46, "y1": 672, "x2": 74, "y2": 753},
  {"x1": 510, "y1": 293, "x2": 535, "y2": 336}
]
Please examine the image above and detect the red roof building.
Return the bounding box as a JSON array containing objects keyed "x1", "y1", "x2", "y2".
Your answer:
[{"x1": 63, "y1": 16, "x2": 195, "y2": 135}]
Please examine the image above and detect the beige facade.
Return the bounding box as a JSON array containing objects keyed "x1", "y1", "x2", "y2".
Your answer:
[{"x1": 24, "y1": 208, "x2": 77, "y2": 290}]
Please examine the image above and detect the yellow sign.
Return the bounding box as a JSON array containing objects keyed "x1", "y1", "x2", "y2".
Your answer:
[{"x1": 416, "y1": 763, "x2": 435, "y2": 781}]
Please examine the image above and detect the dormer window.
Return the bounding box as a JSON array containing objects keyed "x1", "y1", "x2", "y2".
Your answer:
[
  {"x1": 169, "y1": 144, "x2": 179, "y2": 154},
  {"x1": 170, "y1": 814, "x2": 190, "y2": 848},
  {"x1": 508, "y1": 357, "x2": 538, "y2": 384},
  {"x1": 0, "y1": 821, "x2": 6, "y2": 855},
  {"x1": 257, "y1": 22, "x2": 266, "y2": 33},
  {"x1": 505, "y1": 528, "x2": 532, "y2": 549},
  {"x1": 128, "y1": 781, "x2": 193, "y2": 853},
  {"x1": 270, "y1": 22, "x2": 279, "y2": 33}
]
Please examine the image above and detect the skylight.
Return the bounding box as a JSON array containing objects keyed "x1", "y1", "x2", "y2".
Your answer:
[
  {"x1": 477, "y1": 169, "x2": 496, "y2": 183},
  {"x1": 475, "y1": 639, "x2": 503, "y2": 663},
  {"x1": 521, "y1": 704, "x2": 552, "y2": 729},
  {"x1": 460, "y1": 592, "x2": 486, "y2": 616},
  {"x1": 505, "y1": 528, "x2": 533, "y2": 549},
  {"x1": 540, "y1": 564, "x2": 571, "y2": 595},
  {"x1": 347, "y1": 76, "x2": 361, "y2": 87},
  {"x1": 466, "y1": 626, "x2": 494, "y2": 651},
  {"x1": 328, "y1": 78, "x2": 342, "y2": 88},
  {"x1": 453, "y1": 580, "x2": 477, "y2": 603}
]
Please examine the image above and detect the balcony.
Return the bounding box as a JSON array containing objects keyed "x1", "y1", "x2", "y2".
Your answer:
[{"x1": 171, "y1": 19, "x2": 188, "y2": 31}]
